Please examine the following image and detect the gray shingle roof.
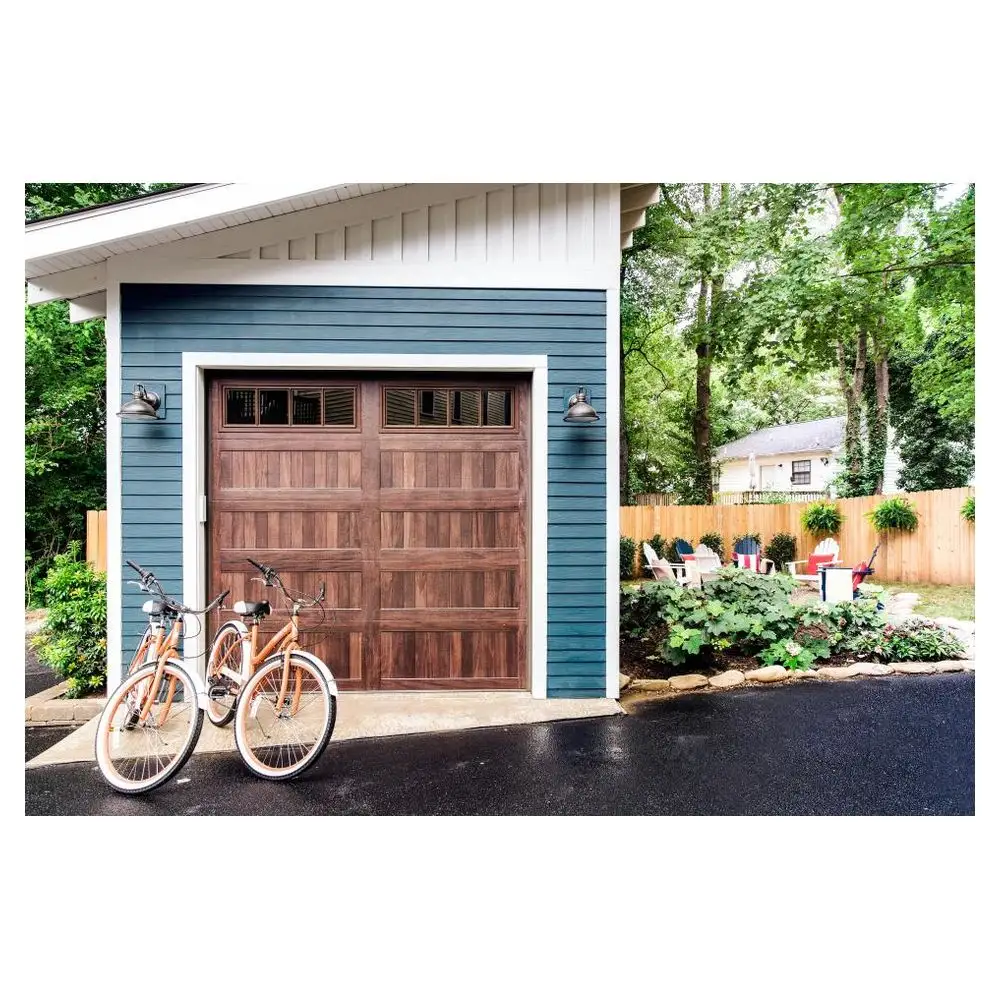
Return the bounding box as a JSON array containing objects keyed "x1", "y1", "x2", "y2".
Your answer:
[{"x1": 716, "y1": 416, "x2": 846, "y2": 460}]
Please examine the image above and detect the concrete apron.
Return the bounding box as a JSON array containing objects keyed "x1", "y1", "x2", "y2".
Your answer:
[{"x1": 26, "y1": 691, "x2": 622, "y2": 769}]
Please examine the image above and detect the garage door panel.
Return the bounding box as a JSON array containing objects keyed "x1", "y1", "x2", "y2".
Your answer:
[
  {"x1": 216, "y1": 512, "x2": 361, "y2": 548},
  {"x1": 380, "y1": 629, "x2": 520, "y2": 681},
  {"x1": 380, "y1": 511, "x2": 521, "y2": 548},
  {"x1": 218, "y1": 449, "x2": 362, "y2": 490},
  {"x1": 379, "y1": 570, "x2": 518, "y2": 609},
  {"x1": 380, "y1": 450, "x2": 519, "y2": 489},
  {"x1": 377, "y1": 548, "x2": 520, "y2": 570}
]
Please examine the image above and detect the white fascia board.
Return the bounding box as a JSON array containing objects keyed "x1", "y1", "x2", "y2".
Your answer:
[
  {"x1": 68, "y1": 291, "x2": 107, "y2": 323},
  {"x1": 24, "y1": 183, "x2": 347, "y2": 262},
  {"x1": 26, "y1": 262, "x2": 107, "y2": 304}
]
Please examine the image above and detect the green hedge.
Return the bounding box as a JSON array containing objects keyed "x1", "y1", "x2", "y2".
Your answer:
[{"x1": 32, "y1": 544, "x2": 107, "y2": 697}]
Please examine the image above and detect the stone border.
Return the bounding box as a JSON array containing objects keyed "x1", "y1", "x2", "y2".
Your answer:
[
  {"x1": 621, "y1": 658, "x2": 974, "y2": 697},
  {"x1": 25, "y1": 682, "x2": 105, "y2": 725}
]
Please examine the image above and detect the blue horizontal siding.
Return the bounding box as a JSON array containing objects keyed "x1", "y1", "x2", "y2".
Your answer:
[{"x1": 120, "y1": 283, "x2": 607, "y2": 697}]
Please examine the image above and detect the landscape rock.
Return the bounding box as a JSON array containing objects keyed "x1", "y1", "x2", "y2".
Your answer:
[
  {"x1": 935, "y1": 617, "x2": 974, "y2": 633},
  {"x1": 708, "y1": 670, "x2": 745, "y2": 689},
  {"x1": 619, "y1": 673, "x2": 632, "y2": 691},
  {"x1": 963, "y1": 660, "x2": 975, "y2": 671},
  {"x1": 669, "y1": 673, "x2": 709, "y2": 691},
  {"x1": 817, "y1": 664, "x2": 863, "y2": 680},
  {"x1": 934, "y1": 660, "x2": 967, "y2": 673},
  {"x1": 855, "y1": 662, "x2": 895, "y2": 676},
  {"x1": 890, "y1": 661, "x2": 937, "y2": 674},
  {"x1": 745, "y1": 665, "x2": 788, "y2": 683},
  {"x1": 629, "y1": 679, "x2": 673, "y2": 692}
]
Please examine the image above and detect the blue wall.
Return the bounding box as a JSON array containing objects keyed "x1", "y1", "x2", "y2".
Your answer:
[{"x1": 120, "y1": 284, "x2": 608, "y2": 697}]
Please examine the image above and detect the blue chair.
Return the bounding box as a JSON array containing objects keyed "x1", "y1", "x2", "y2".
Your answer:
[{"x1": 732, "y1": 536, "x2": 773, "y2": 574}]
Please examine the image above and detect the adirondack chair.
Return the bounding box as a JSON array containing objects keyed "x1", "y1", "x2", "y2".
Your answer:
[
  {"x1": 731, "y1": 536, "x2": 774, "y2": 574},
  {"x1": 787, "y1": 537, "x2": 841, "y2": 587},
  {"x1": 685, "y1": 543, "x2": 723, "y2": 586},
  {"x1": 642, "y1": 541, "x2": 690, "y2": 586}
]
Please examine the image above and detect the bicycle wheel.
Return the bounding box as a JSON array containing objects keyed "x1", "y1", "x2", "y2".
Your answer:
[
  {"x1": 126, "y1": 625, "x2": 156, "y2": 675},
  {"x1": 95, "y1": 659, "x2": 204, "y2": 794},
  {"x1": 205, "y1": 621, "x2": 246, "y2": 727},
  {"x1": 233, "y1": 653, "x2": 335, "y2": 781}
]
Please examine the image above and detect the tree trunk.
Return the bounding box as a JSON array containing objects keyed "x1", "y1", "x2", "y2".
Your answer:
[
  {"x1": 871, "y1": 354, "x2": 890, "y2": 494},
  {"x1": 835, "y1": 330, "x2": 868, "y2": 492},
  {"x1": 693, "y1": 263, "x2": 712, "y2": 503},
  {"x1": 619, "y1": 261, "x2": 630, "y2": 504}
]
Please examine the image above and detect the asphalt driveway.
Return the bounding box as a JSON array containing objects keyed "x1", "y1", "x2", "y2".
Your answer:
[{"x1": 25, "y1": 673, "x2": 974, "y2": 815}]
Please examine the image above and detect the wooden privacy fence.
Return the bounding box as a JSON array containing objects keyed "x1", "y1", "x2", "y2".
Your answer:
[
  {"x1": 621, "y1": 487, "x2": 975, "y2": 586},
  {"x1": 636, "y1": 490, "x2": 830, "y2": 506},
  {"x1": 86, "y1": 510, "x2": 107, "y2": 573}
]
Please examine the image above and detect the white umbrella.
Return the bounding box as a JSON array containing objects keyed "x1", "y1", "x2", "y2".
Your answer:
[{"x1": 748, "y1": 450, "x2": 757, "y2": 491}]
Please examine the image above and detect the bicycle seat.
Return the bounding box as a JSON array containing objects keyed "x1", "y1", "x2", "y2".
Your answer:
[
  {"x1": 141, "y1": 600, "x2": 169, "y2": 615},
  {"x1": 233, "y1": 600, "x2": 271, "y2": 617}
]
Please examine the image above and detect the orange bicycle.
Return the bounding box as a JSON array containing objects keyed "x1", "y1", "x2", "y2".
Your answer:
[
  {"x1": 95, "y1": 561, "x2": 229, "y2": 794},
  {"x1": 205, "y1": 557, "x2": 338, "y2": 780}
]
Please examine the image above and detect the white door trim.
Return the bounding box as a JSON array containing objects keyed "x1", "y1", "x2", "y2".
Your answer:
[{"x1": 181, "y1": 352, "x2": 550, "y2": 698}]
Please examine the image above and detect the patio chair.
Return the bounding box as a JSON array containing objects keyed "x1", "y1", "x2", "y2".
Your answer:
[
  {"x1": 642, "y1": 541, "x2": 691, "y2": 586},
  {"x1": 731, "y1": 536, "x2": 774, "y2": 574},
  {"x1": 787, "y1": 537, "x2": 841, "y2": 587},
  {"x1": 686, "y1": 544, "x2": 723, "y2": 586}
]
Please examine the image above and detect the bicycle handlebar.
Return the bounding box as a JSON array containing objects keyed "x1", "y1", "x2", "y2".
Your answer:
[{"x1": 245, "y1": 558, "x2": 325, "y2": 608}]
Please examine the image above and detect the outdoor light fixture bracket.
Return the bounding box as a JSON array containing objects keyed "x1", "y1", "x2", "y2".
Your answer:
[
  {"x1": 562, "y1": 385, "x2": 600, "y2": 424},
  {"x1": 117, "y1": 382, "x2": 166, "y2": 420}
]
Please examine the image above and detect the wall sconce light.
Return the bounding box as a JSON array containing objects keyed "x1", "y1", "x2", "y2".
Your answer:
[
  {"x1": 821, "y1": 457, "x2": 830, "y2": 466},
  {"x1": 563, "y1": 386, "x2": 600, "y2": 424},
  {"x1": 117, "y1": 383, "x2": 164, "y2": 420}
]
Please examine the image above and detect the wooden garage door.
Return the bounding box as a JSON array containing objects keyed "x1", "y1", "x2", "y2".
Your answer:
[{"x1": 207, "y1": 374, "x2": 528, "y2": 690}]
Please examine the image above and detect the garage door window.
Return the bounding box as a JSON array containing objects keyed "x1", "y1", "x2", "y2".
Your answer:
[
  {"x1": 224, "y1": 386, "x2": 357, "y2": 427},
  {"x1": 382, "y1": 387, "x2": 513, "y2": 428}
]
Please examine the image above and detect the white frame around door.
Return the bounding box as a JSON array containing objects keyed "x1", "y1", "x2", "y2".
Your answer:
[{"x1": 182, "y1": 352, "x2": 550, "y2": 698}]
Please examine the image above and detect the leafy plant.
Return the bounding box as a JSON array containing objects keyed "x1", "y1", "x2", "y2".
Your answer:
[
  {"x1": 620, "y1": 537, "x2": 638, "y2": 580},
  {"x1": 867, "y1": 497, "x2": 919, "y2": 533},
  {"x1": 847, "y1": 618, "x2": 966, "y2": 662},
  {"x1": 960, "y1": 496, "x2": 975, "y2": 523},
  {"x1": 801, "y1": 500, "x2": 844, "y2": 535},
  {"x1": 699, "y1": 532, "x2": 724, "y2": 560},
  {"x1": 31, "y1": 543, "x2": 107, "y2": 697},
  {"x1": 759, "y1": 638, "x2": 817, "y2": 671},
  {"x1": 764, "y1": 532, "x2": 797, "y2": 571}
]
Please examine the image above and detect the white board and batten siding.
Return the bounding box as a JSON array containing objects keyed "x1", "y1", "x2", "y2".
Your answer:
[{"x1": 209, "y1": 184, "x2": 620, "y2": 269}]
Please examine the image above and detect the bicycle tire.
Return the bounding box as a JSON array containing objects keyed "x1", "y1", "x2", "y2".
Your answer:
[
  {"x1": 95, "y1": 659, "x2": 204, "y2": 794},
  {"x1": 205, "y1": 621, "x2": 246, "y2": 727},
  {"x1": 233, "y1": 653, "x2": 335, "y2": 781}
]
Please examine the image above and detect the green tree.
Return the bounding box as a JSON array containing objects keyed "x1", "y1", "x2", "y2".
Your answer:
[{"x1": 24, "y1": 183, "x2": 182, "y2": 600}]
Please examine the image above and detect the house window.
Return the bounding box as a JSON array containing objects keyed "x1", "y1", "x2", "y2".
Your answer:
[
  {"x1": 791, "y1": 460, "x2": 811, "y2": 485},
  {"x1": 382, "y1": 387, "x2": 513, "y2": 428}
]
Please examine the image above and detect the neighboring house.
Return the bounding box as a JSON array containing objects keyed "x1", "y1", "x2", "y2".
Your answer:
[
  {"x1": 25, "y1": 182, "x2": 661, "y2": 701},
  {"x1": 716, "y1": 415, "x2": 904, "y2": 495}
]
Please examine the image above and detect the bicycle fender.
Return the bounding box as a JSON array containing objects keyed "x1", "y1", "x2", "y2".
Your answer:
[
  {"x1": 163, "y1": 657, "x2": 211, "y2": 710},
  {"x1": 260, "y1": 650, "x2": 339, "y2": 698}
]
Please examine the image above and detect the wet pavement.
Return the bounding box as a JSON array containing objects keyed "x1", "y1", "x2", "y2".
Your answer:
[
  {"x1": 25, "y1": 726, "x2": 79, "y2": 763},
  {"x1": 25, "y1": 673, "x2": 974, "y2": 815},
  {"x1": 24, "y1": 641, "x2": 60, "y2": 698}
]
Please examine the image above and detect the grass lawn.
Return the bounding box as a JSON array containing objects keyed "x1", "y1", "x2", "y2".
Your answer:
[{"x1": 882, "y1": 582, "x2": 975, "y2": 621}]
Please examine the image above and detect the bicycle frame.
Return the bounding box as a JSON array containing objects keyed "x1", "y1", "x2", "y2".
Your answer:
[{"x1": 133, "y1": 613, "x2": 211, "y2": 724}]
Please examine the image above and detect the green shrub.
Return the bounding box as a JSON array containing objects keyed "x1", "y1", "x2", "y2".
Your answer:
[
  {"x1": 846, "y1": 618, "x2": 966, "y2": 662},
  {"x1": 699, "y1": 532, "x2": 724, "y2": 560},
  {"x1": 867, "y1": 497, "x2": 919, "y2": 533},
  {"x1": 759, "y1": 638, "x2": 818, "y2": 671},
  {"x1": 961, "y1": 496, "x2": 975, "y2": 523},
  {"x1": 620, "y1": 537, "x2": 638, "y2": 579},
  {"x1": 702, "y1": 565, "x2": 794, "y2": 607},
  {"x1": 801, "y1": 500, "x2": 844, "y2": 535},
  {"x1": 31, "y1": 543, "x2": 107, "y2": 697},
  {"x1": 764, "y1": 532, "x2": 797, "y2": 572}
]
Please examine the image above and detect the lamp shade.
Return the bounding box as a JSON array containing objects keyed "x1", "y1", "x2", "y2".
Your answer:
[
  {"x1": 563, "y1": 386, "x2": 599, "y2": 423},
  {"x1": 117, "y1": 384, "x2": 161, "y2": 420}
]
